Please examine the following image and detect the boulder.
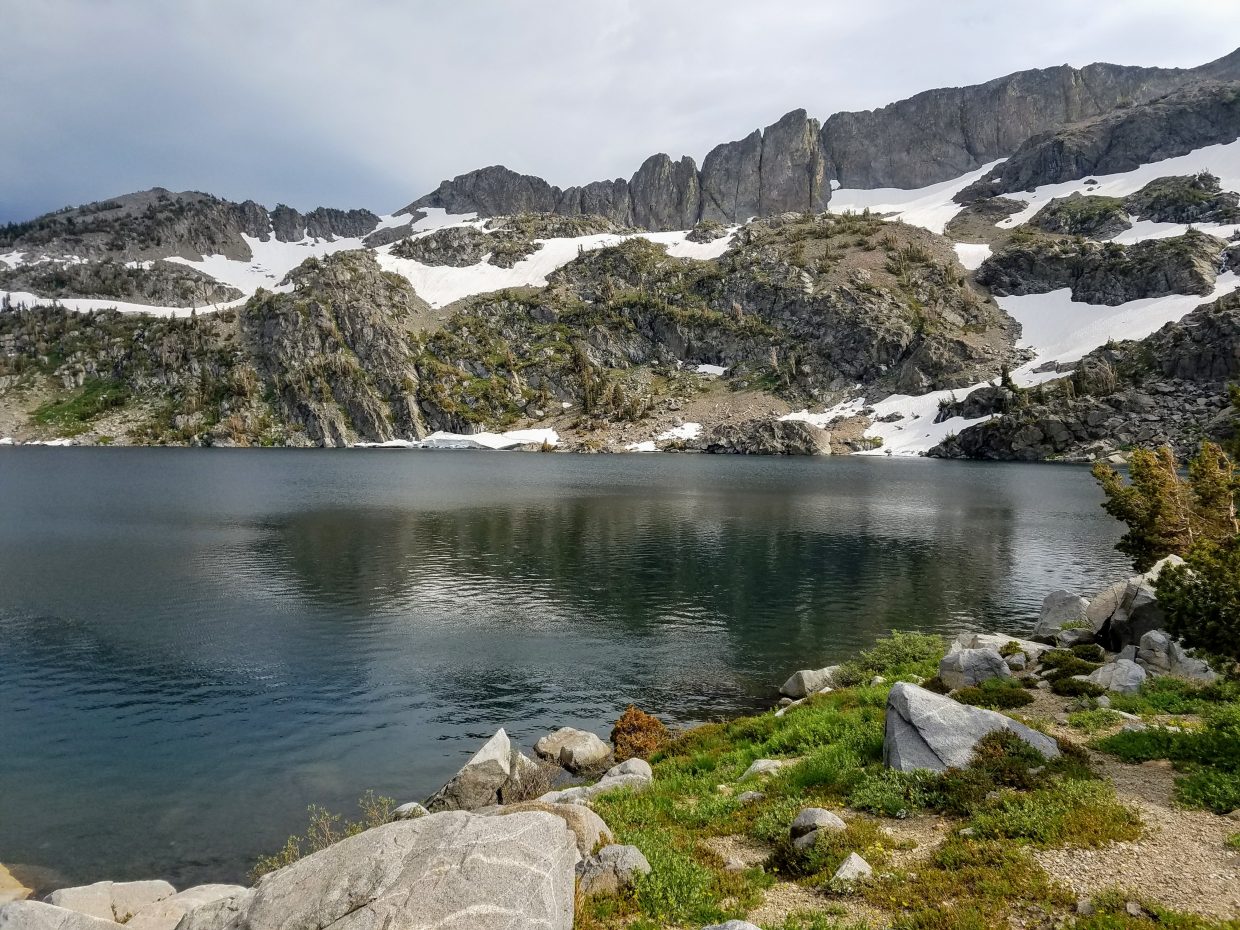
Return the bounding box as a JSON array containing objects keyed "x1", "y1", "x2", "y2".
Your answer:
[
  {"x1": 44, "y1": 882, "x2": 175, "y2": 923},
  {"x1": 954, "y1": 633, "x2": 1048, "y2": 663},
  {"x1": 739, "y1": 759, "x2": 784, "y2": 781},
  {"x1": 1087, "y1": 659, "x2": 1147, "y2": 694},
  {"x1": 938, "y1": 648, "x2": 1011, "y2": 690},
  {"x1": 1034, "y1": 590, "x2": 1090, "y2": 641},
  {"x1": 478, "y1": 802, "x2": 612, "y2": 858},
  {"x1": 702, "y1": 922, "x2": 762, "y2": 930},
  {"x1": 504, "y1": 749, "x2": 546, "y2": 802},
  {"x1": 1136, "y1": 630, "x2": 1218, "y2": 683},
  {"x1": 534, "y1": 728, "x2": 611, "y2": 773},
  {"x1": 832, "y1": 853, "x2": 873, "y2": 883},
  {"x1": 176, "y1": 811, "x2": 579, "y2": 930},
  {"x1": 779, "y1": 665, "x2": 843, "y2": 698},
  {"x1": 537, "y1": 758, "x2": 654, "y2": 805},
  {"x1": 425, "y1": 729, "x2": 513, "y2": 812},
  {"x1": 1093, "y1": 556, "x2": 1185, "y2": 650},
  {"x1": 701, "y1": 419, "x2": 831, "y2": 456},
  {"x1": 575, "y1": 845, "x2": 651, "y2": 897},
  {"x1": 126, "y1": 886, "x2": 246, "y2": 930},
  {"x1": 0, "y1": 902, "x2": 121, "y2": 930},
  {"x1": 883, "y1": 683, "x2": 1060, "y2": 773},
  {"x1": 790, "y1": 808, "x2": 846, "y2": 839},
  {"x1": 390, "y1": 802, "x2": 428, "y2": 821}
]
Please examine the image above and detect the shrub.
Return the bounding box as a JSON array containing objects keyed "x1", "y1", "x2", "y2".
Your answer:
[
  {"x1": 969, "y1": 779, "x2": 1140, "y2": 847},
  {"x1": 848, "y1": 767, "x2": 943, "y2": 818},
  {"x1": 1067, "y1": 708, "x2": 1123, "y2": 734},
  {"x1": 954, "y1": 682, "x2": 1035, "y2": 710},
  {"x1": 1040, "y1": 650, "x2": 1102, "y2": 679},
  {"x1": 1157, "y1": 537, "x2": 1240, "y2": 664},
  {"x1": 611, "y1": 705, "x2": 670, "y2": 762},
  {"x1": 251, "y1": 790, "x2": 395, "y2": 880},
  {"x1": 837, "y1": 631, "x2": 945, "y2": 684},
  {"x1": 1070, "y1": 644, "x2": 1105, "y2": 662},
  {"x1": 1051, "y1": 677, "x2": 1105, "y2": 698}
]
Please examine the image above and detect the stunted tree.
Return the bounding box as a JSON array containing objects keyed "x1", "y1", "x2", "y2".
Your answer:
[{"x1": 1091, "y1": 442, "x2": 1238, "y2": 572}]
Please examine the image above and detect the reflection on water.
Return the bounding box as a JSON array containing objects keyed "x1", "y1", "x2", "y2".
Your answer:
[{"x1": 0, "y1": 450, "x2": 1125, "y2": 887}]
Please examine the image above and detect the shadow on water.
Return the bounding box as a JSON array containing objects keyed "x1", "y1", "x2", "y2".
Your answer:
[{"x1": 0, "y1": 450, "x2": 1126, "y2": 887}]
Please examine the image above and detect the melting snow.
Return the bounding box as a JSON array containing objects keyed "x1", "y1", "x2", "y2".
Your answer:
[
  {"x1": 998, "y1": 138, "x2": 1240, "y2": 231},
  {"x1": 829, "y1": 161, "x2": 1003, "y2": 233},
  {"x1": 952, "y1": 242, "x2": 992, "y2": 270}
]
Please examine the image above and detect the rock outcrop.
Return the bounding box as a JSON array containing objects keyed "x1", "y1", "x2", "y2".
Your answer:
[
  {"x1": 883, "y1": 683, "x2": 1060, "y2": 772},
  {"x1": 976, "y1": 231, "x2": 1224, "y2": 306},
  {"x1": 0, "y1": 260, "x2": 242, "y2": 308},
  {"x1": 958, "y1": 80, "x2": 1240, "y2": 201},
  {"x1": 175, "y1": 811, "x2": 579, "y2": 930},
  {"x1": 425, "y1": 729, "x2": 514, "y2": 812},
  {"x1": 701, "y1": 418, "x2": 830, "y2": 455}
]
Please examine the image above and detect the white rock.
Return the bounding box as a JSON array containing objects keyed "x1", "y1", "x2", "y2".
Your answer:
[
  {"x1": 779, "y1": 665, "x2": 843, "y2": 698},
  {"x1": 790, "y1": 808, "x2": 845, "y2": 838},
  {"x1": 126, "y1": 886, "x2": 246, "y2": 930},
  {"x1": 832, "y1": 852, "x2": 873, "y2": 883},
  {"x1": 176, "y1": 811, "x2": 579, "y2": 930},
  {"x1": 605, "y1": 758, "x2": 652, "y2": 781},
  {"x1": 534, "y1": 728, "x2": 611, "y2": 773},
  {"x1": 390, "y1": 802, "x2": 428, "y2": 821},
  {"x1": 44, "y1": 881, "x2": 175, "y2": 923},
  {"x1": 739, "y1": 759, "x2": 784, "y2": 781},
  {"x1": 0, "y1": 902, "x2": 121, "y2": 930}
]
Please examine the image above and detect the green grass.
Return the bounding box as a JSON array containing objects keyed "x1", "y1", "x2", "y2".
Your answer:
[
  {"x1": 32, "y1": 377, "x2": 130, "y2": 434},
  {"x1": 954, "y1": 678, "x2": 1036, "y2": 710},
  {"x1": 1068, "y1": 708, "x2": 1124, "y2": 734},
  {"x1": 969, "y1": 779, "x2": 1141, "y2": 847}
]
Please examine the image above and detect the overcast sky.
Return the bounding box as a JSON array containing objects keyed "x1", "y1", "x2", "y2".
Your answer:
[{"x1": 4, "y1": 0, "x2": 1240, "y2": 223}]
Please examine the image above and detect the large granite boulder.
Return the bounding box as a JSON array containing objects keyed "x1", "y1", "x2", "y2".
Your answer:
[
  {"x1": 883, "y1": 683, "x2": 1059, "y2": 773},
  {"x1": 477, "y1": 801, "x2": 612, "y2": 858},
  {"x1": 126, "y1": 886, "x2": 246, "y2": 930},
  {"x1": 1086, "y1": 659, "x2": 1147, "y2": 694},
  {"x1": 0, "y1": 902, "x2": 121, "y2": 930},
  {"x1": 44, "y1": 882, "x2": 175, "y2": 923},
  {"x1": 952, "y1": 632, "x2": 1048, "y2": 664},
  {"x1": 1034, "y1": 590, "x2": 1091, "y2": 641},
  {"x1": 938, "y1": 647, "x2": 1011, "y2": 690},
  {"x1": 1093, "y1": 556, "x2": 1185, "y2": 650},
  {"x1": 425, "y1": 729, "x2": 513, "y2": 812},
  {"x1": 534, "y1": 728, "x2": 611, "y2": 773},
  {"x1": 177, "y1": 811, "x2": 579, "y2": 930}
]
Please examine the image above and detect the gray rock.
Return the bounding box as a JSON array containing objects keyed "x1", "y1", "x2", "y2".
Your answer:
[
  {"x1": 938, "y1": 647, "x2": 1012, "y2": 691},
  {"x1": 1137, "y1": 630, "x2": 1218, "y2": 683},
  {"x1": 883, "y1": 683, "x2": 1060, "y2": 773},
  {"x1": 45, "y1": 882, "x2": 176, "y2": 923},
  {"x1": 390, "y1": 802, "x2": 428, "y2": 821},
  {"x1": 1098, "y1": 557, "x2": 1186, "y2": 650},
  {"x1": 606, "y1": 758, "x2": 653, "y2": 781},
  {"x1": 790, "y1": 808, "x2": 846, "y2": 838},
  {"x1": 1034, "y1": 590, "x2": 1091, "y2": 640},
  {"x1": 126, "y1": 886, "x2": 246, "y2": 930},
  {"x1": 740, "y1": 759, "x2": 785, "y2": 781},
  {"x1": 536, "y1": 761, "x2": 654, "y2": 805},
  {"x1": 736, "y1": 791, "x2": 765, "y2": 805},
  {"x1": 702, "y1": 419, "x2": 831, "y2": 456},
  {"x1": 477, "y1": 801, "x2": 612, "y2": 858},
  {"x1": 832, "y1": 852, "x2": 873, "y2": 883},
  {"x1": 575, "y1": 844, "x2": 651, "y2": 897},
  {"x1": 955, "y1": 633, "x2": 1048, "y2": 663},
  {"x1": 792, "y1": 830, "x2": 823, "y2": 852},
  {"x1": 504, "y1": 749, "x2": 546, "y2": 802},
  {"x1": 780, "y1": 665, "x2": 843, "y2": 698},
  {"x1": 176, "y1": 811, "x2": 579, "y2": 930},
  {"x1": 1087, "y1": 659, "x2": 1148, "y2": 694},
  {"x1": 0, "y1": 902, "x2": 122, "y2": 930},
  {"x1": 425, "y1": 728, "x2": 513, "y2": 812},
  {"x1": 702, "y1": 922, "x2": 763, "y2": 930},
  {"x1": 534, "y1": 728, "x2": 611, "y2": 773}
]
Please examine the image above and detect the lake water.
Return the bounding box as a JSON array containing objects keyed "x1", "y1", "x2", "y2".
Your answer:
[{"x1": 0, "y1": 449, "x2": 1128, "y2": 889}]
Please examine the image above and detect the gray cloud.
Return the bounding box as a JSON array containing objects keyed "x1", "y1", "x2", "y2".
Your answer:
[{"x1": 4, "y1": 0, "x2": 1240, "y2": 222}]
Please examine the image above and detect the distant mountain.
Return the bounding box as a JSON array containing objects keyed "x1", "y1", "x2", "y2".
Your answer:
[{"x1": 408, "y1": 48, "x2": 1240, "y2": 230}]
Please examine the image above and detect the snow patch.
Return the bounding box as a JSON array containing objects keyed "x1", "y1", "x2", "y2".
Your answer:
[
  {"x1": 999, "y1": 139, "x2": 1240, "y2": 230},
  {"x1": 0, "y1": 290, "x2": 245, "y2": 318},
  {"x1": 952, "y1": 242, "x2": 992, "y2": 270},
  {"x1": 830, "y1": 161, "x2": 1003, "y2": 234},
  {"x1": 353, "y1": 428, "x2": 558, "y2": 450},
  {"x1": 694, "y1": 363, "x2": 727, "y2": 377}
]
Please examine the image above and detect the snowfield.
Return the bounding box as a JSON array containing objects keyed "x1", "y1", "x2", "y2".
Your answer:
[{"x1": 829, "y1": 161, "x2": 1002, "y2": 233}]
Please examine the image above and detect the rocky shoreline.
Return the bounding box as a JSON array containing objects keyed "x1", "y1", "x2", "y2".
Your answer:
[{"x1": 3, "y1": 552, "x2": 1235, "y2": 930}]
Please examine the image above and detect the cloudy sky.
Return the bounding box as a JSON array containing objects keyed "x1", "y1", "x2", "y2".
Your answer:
[{"x1": 4, "y1": 0, "x2": 1240, "y2": 223}]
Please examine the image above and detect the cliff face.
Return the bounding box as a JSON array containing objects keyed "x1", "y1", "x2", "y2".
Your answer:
[{"x1": 403, "y1": 48, "x2": 1240, "y2": 231}]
